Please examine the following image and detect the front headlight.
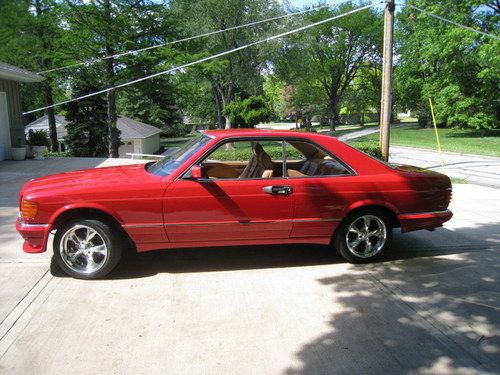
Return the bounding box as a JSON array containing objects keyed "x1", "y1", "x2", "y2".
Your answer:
[{"x1": 21, "y1": 200, "x2": 39, "y2": 220}]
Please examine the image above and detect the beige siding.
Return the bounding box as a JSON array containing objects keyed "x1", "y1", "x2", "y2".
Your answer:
[
  {"x1": 0, "y1": 79, "x2": 24, "y2": 147},
  {"x1": 118, "y1": 139, "x2": 135, "y2": 158},
  {"x1": 140, "y1": 134, "x2": 160, "y2": 155}
]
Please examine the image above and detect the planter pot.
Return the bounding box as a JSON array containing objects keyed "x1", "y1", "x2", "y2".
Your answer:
[
  {"x1": 11, "y1": 147, "x2": 27, "y2": 161},
  {"x1": 31, "y1": 145, "x2": 48, "y2": 160}
]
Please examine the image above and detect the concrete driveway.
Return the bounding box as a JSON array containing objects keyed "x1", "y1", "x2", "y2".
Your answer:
[{"x1": 0, "y1": 158, "x2": 499, "y2": 374}]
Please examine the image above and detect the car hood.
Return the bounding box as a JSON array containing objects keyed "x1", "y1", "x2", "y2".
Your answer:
[{"x1": 21, "y1": 163, "x2": 156, "y2": 196}]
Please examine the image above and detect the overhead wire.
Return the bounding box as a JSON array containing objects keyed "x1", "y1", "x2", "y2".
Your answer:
[
  {"x1": 39, "y1": 0, "x2": 356, "y2": 74},
  {"x1": 403, "y1": 4, "x2": 500, "y2": 40},
  {"x1": 24, "y1": 2, "x2": 382, "y2": 115}
]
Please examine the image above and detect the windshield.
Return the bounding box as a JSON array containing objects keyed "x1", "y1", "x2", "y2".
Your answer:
[{"x1": 147, "y1": 134, "x2": 212, "y2": 176}]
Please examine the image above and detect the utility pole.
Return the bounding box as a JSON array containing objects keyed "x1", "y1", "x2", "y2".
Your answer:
[{"x1": 379, "y1": 0, "x2": 395, "y2": 162}]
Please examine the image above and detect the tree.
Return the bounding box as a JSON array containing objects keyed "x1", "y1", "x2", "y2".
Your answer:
[
  {"x1": 275, "y1": 2, "x2": 383, "y2": 131},
  {"x1": 223, "y1": 95, "x2": 272, "y2": 128},
  {"x1": 394, "y1": 0, "x2": 499, "y2": 129},
  {"x1": 64, "y1": 76, "x2": 110, "y2": 157},
  {"x1": 0, "y1": 0, "x2": 67, "y2": 151},
  {"x1": 171, "y1": 0, "x2": 283, "y2": 128},
  {"x1": 63, "y1": 0, "x2": 174, "y2": 156},
  {"x1": 342, "y1": 62, "x2": 381, "y2": 125},
  {"x1": 263, "y1": 75, "x2": 285, "y2": 121}
]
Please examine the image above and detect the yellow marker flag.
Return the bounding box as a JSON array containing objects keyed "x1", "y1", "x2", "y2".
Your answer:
[{"x1": 428, "y1": 98, "x2": 446, "y2": 173}]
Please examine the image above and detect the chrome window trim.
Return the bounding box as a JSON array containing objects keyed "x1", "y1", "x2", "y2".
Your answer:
[{"x1": 176, "y1": 135, "x2": 357, "y2": 181}]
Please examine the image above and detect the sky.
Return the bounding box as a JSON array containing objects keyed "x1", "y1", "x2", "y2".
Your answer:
[{"x1": 284, "y1": 0, "x2": 388, "y2": 11}]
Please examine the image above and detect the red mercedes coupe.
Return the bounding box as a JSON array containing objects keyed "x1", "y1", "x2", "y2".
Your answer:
[{"x1": 16, "y1": 130, "x2": 452, "y2": 279}]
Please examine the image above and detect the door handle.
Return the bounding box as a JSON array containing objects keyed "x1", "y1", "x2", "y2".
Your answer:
[{"x1": 263, "y1": 185, "x2": 293, "y2": 195}]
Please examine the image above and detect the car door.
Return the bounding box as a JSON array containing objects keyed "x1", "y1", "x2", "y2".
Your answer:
[
  {"x1": 163, "y1": 139, "x2": 295, "y2": 243},
  {"x1": 283, "y1": 140, "x2": 357, "y2": 239}
]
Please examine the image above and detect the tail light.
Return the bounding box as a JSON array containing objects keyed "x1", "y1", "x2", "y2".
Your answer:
[{"x1": 21, "y1": 200, "x2": 38, "y2": 220}]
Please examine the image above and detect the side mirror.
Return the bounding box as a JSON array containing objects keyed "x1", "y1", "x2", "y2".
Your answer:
[{"x1": 191, "y1": 165, "x2": 203, "y2": 179}]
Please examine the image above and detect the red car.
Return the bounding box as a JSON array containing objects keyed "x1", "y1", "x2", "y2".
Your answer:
[{"x1": 16, "y1": 130, "x2": 452, "y2": 279}]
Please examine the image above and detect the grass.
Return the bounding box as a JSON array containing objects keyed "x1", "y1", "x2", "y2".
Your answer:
[
  {"x1": 349, "y1": 125, "x2": 500, "y2": 157},
  {"x1": 450, "y1": 177, "x2": 468, "y2": 184}
]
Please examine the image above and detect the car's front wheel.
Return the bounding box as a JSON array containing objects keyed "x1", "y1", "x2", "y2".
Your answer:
[
  {"x1": 334, "y1": 209, "x2": 392, "y2": 263},
  {"x1": 53, "y1": 219, "x2": 122, "y2": 279}
]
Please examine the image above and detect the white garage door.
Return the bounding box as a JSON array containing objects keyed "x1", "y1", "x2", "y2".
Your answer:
[{"x1": 0, "y1": 92, "x2": 12, "y2": 161}]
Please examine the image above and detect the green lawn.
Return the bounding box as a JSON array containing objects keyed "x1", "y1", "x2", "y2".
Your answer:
[{"x1": 349, "y1": 125, "x2": 500, "y2": 157}]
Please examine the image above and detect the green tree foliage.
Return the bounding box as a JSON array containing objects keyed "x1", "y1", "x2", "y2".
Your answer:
[
  {"x1": 263, "y1": 75, "x2": 285, "y2": 120},
  {"x1": 223, "y1": 96, "x2": 272, "y2": 128},
  {"x1": 0, "y1": 0, "x2": 68, "y2": 150},
  {"x1": 342, "y1": 62, "x2": 381, "y2": 125},
  {"x1": 64, "y1": 75, "x2": 110, "y2": 157},
  {"x1": 171, "y1": 0, "x2": 283, "y2": 128},
  {"x1": 394, "y1": 0, "x2": 499, "y2": 129},
  {"x1": 275, "y1": 2, "x2": 383, "y2": 131}
]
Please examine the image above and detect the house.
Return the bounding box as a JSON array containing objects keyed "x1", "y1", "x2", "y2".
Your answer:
[
  {"x1": 26, "y1": 115, "x2": 162, "y2": 158},
  {"x1": 0, "y1": 62, "x2": 44, "y2": 160}
]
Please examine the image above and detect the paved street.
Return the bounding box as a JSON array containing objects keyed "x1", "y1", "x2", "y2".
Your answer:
[
  {"x1": 390, "y1": 146, "x2": 500, "y2": 189},
  {"x1": 335, "y1": 124, "x2": 500, "y2": 188},
  {"x1": 0, "y1": 157, "x2": 499, "y2": 374}
]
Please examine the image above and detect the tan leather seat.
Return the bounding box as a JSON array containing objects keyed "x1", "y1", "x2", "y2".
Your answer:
[{"x1": 239, "y1": 144, "x2": 274, "y2": 178}]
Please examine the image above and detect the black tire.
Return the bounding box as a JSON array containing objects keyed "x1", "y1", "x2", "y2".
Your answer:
[
  {"x1": 334, "y1": 208, "x2": 392, "y2": 263},
  {"x1": 53, "y1": 219, "x2": 122, "y2": 279}
]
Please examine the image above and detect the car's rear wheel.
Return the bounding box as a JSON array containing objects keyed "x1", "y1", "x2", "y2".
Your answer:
[
  {"x1": 53, "y1": 219, "x2": 122, "y2": 279},
  {"x1": 334, "y1": 209, "x2": 392, "y2": 263}
]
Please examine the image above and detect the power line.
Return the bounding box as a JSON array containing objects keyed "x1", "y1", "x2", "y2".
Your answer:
[
  {"x1": 24, "y1": 2, "x2": 381, "y2": 115},
  {"x1": 404, "y1": 4, "x2": 500, "y2": 40},
  {"x1": 39, "y1": 0, "x2": 356, "y2": 74}
]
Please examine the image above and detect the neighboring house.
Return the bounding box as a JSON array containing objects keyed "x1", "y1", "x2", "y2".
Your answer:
[
  {"x1": 0, "y1": 62, "x2": 44, "y2": 160},
  {"x1": 26, "y1": 115, "x2": 162, "y2": 158}
]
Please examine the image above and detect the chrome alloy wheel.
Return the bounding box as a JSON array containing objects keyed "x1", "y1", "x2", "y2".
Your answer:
[
  {"x1": 59, "y1": 224, "x2": 108, "y2": 274},
  {"x1": 345, "y1": 215, "x2": 387, "y2": 258}
]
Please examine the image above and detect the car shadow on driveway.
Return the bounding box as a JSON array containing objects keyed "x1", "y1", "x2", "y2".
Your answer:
[
  {"x1": 49, "y1": 222, "x2": 499, "y2": 280},
  {"x1": 111, "y1": 244, "x2": 343, "y2": 279}
]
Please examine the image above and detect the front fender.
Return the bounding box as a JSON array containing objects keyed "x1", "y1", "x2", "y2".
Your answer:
[{"x1": 48, "y1": 202, "x2": 125, "y2": 227}]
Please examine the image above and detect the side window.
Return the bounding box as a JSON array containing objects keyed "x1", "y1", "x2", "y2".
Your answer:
[
  {"x1": 285, "y1": 141, "x2": 351, "y2": 177},
  {"x1": 200, "y1": 140, "x2": 284, "y2": 179}
]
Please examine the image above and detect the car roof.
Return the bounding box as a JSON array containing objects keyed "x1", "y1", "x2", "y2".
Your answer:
[{"x1": 204, "y1": 128, "x2": 338, "y2": 141}]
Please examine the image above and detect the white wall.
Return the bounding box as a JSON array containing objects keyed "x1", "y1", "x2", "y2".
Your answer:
[
  {"x1": 118, "y1": 134, "x2": 160, "y2": 158},
  {"x1": 140, "y1": 134, "x2": 160, "y2": 155},
  {"x1": 118, "y1": 139, "x2": 135, "y2": 158}
]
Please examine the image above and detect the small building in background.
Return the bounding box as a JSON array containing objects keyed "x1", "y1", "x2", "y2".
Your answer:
[
  {"x1": 25, "y1": 114, "x2": 161, "y2": 158},
  {"x1": 0, "y1": 62, "x2": 44, "y2": 160}
]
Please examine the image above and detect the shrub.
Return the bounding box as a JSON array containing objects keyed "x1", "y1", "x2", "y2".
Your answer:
[
  {"x1": 349, "y1": 141, "x2": 383, "y2": 159},
  {"x1": 28, "y1": 130, "x2": 50, "y2": 147},
  {"x1": 43, "y1": 151, "x2": 72, "y2": 158},
  {"x1": 223, "y1": 96, "x2": 272, "y2": 128}
]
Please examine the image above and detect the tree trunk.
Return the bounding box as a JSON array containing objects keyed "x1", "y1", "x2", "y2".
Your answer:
[
  {"x1": 217, "y1": 82, "x2": 234, "y2": 129},
  {"x1": 328, "y1": 96, "x2": 341, "y2": 132},
  {"x1": 104, "y1": 0, "x2": 119, "y2": 158},
  {"x1": 106, "y1": 86, "x2": 119, "y2": 157},
  {"x1": 212, "y1": 84, "x2": 224, "y2": 129},
  {"x1": 35, "y1": 0, "x2": 58, "y2": 152},
  {"x1": 43, "y1": 79, "x2": 58, "y2": 152}
]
